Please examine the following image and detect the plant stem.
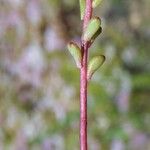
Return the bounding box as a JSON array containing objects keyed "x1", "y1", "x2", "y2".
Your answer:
[{"x1": 80, "y1": 0, "x2": 92, "y2": 150}]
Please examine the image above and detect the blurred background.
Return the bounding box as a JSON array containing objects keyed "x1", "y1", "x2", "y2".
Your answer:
[{"x1": 0, "y1": 0, "x2": 150, "y2": 149}]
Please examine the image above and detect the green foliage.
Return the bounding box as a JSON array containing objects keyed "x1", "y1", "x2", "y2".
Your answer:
[
  {"x1": 87, "y1": 55, "x2": 105, "y2": 80},
  {"x1": 92, "y1": 0, "x2": 103, "y2": 8},
  {"x1": 90, "y1": 27, "x2": 102, "y2": 45},
  {"x1": 82, "y1": 17, "x2": 102, "y2": 42},
  {"x1": 67, "y1": 42, "x2": 82, "y2": 68},
  {"x1": 79, "y1": 0, "x2": 86, "y2": 20}
]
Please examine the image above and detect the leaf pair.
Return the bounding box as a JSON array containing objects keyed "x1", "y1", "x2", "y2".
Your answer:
[
  {"x1": 79, "y1": 0, "x2": 103, "y2": 19},
  {"x1": 67, "y1": 42, "x2": 105, "y2": 80},
  {"x1": 82, "y1": 17, "x2": 102, "y2": 44}
]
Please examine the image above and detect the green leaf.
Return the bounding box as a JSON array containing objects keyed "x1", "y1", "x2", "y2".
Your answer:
[
  {"x1": 79, "y1": 0, "x2": 86, "y2": 20},
  {"x1": 87, "y1": 55, "x2": 105, "y2": 80},
  {"x1": 90, "y1": 27, "x2": 102, "y2": 46},
  {"x1": 92, "y1": 0, "x2": 103, "y2": 8},
  {"x1": 67, "y1": 42, "x2": 82, "y2": 68},
  {"x1": 82, "y1": 17, "x2": 101, "y2": 42}
]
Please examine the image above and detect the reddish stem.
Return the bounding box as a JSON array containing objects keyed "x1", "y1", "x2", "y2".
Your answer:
[{"x1": 80, "y1": 0, "x2": 92, "y2": 150}]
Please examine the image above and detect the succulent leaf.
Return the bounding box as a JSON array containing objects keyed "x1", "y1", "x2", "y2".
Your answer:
[
  {"x1": 79, "y1": 0, "x2": 86, "y2": 20},
  {"x1": 67, "y1": 42, "x2": 82, "y2": 68},
  {"x1": 92, "y1": 0, "x2": 103, "y2": 8},
  {"x1": 82, "y1": 17, "x2": 101, "y2": 42},
  {"x1": 90, "y1": 27, "x2": 102, "y2": 46},
  {"x1": 87, "y1": 55, "x2": 105, "y2": 80}
]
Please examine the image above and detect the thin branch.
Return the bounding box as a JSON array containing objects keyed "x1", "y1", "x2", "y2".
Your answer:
[{"x1": 80, "y1": 0, "x2": 93, "y2": 150}]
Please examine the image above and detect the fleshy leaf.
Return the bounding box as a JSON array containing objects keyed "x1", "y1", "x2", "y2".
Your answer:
[
  {"x1": 82, "y1": 17, "x2": 101, "y2": 42},
  {"x1": 90, "y1": 27, "x2": 102, "y2": 46},
  {"x1": 79, "y1": 0, "x2": 86, "y2": 20},
  {"x1": 92, "y1": 0, "x2": 103, "y2": 8},
  {"x1": 67, "y1": 42, "x2": 82, "y2": 68},
  {"x1": 87, "y1": 55, "x2": 105, "y2": 80}
]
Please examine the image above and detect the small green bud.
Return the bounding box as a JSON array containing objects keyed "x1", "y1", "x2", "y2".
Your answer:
[
  {"x1": 67, "y1": 42, "x2": 82, "y2": 68},
  {"x1": 87, "y1": 55, "x2": 105, "y2": 80},
  {"x1": 79, "y1": 0, "x2": 86, "y2": 20},
  {"x1": 92, "y1": 0, "x2": 103, "y2": 8},
  {"x1": 82, "y1": 17, "x2": 101, "y2": 42}
]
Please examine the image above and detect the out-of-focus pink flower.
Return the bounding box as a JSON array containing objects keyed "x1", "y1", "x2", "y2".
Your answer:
[
  {"x1": 44, "y1": 28, "x2": 64, "y2": 52},
  {"x1": 26, "y1": 0, "x2": 41, "y2": 25},
  {"x1": 15, "y1": 41, "x2": 46, "y2": 86}
]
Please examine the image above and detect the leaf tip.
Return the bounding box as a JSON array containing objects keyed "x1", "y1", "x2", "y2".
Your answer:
[{"x1": 92, "y1": 0, "x2": 103, "y2": 8}]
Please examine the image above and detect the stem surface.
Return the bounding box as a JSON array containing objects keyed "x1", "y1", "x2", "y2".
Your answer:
[{"x1": 80, "y1": 0, "x2": 92, "y2": 150}]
